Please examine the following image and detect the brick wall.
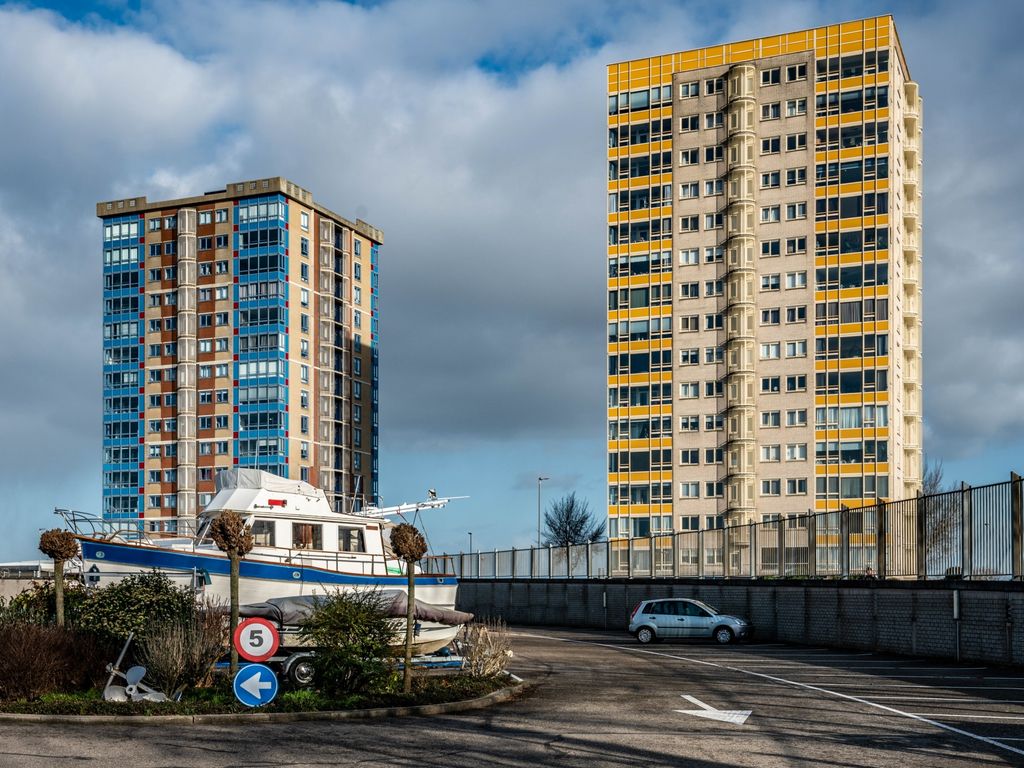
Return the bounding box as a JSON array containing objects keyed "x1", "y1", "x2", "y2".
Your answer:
[{"x1": 457, "y1": 578, "x2": 1024, "y2": 665}]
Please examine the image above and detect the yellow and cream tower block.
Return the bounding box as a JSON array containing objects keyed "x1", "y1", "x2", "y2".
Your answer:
[{"x1": 607, "y1": 16, "x2": 922, "y2": 539}]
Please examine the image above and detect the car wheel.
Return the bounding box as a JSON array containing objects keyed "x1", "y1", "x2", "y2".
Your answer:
[
  {"x1": 714, "y1": 626, "x2": 734, "y2": 645},
  {"x1": 636, "y1": 627, "x2": 656, "y2": 645}
]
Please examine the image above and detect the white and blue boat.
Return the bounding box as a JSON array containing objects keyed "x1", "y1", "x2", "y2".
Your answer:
[{"x1": 64, "y1": 470, "x2": 463, "y2": 652}]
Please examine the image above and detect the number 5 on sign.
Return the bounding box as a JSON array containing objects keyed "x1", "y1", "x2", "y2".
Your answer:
[{"x1": 234, "y1": 617, "x2": 280, "y2": 663}]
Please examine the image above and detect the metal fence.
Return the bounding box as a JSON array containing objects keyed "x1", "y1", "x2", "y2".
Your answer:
[{"x1": 425, "y1": 473, "x2": 1023, "y2": 581}]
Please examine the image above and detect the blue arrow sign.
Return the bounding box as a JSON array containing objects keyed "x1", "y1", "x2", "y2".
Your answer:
[{"x1": 233, "y1": 663, "x2": 279, "y2": 707}]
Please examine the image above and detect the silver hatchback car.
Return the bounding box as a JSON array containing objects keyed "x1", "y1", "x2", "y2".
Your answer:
[{"x1": 629, "y1": 598, "x2": 753, "y2": 644}]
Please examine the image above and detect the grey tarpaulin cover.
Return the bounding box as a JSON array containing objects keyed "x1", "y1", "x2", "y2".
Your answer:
[{"x1": 239, "y1": 591, "x2": 474, "y2": 627}]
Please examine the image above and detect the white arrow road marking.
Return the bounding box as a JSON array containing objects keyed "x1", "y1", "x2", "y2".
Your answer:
[
  {"x1": 674, "y1": 694, "x2": 752, "y2": 725},
  {"x1": 240, "y1": 671, "x2": 273, "y2": 699}
]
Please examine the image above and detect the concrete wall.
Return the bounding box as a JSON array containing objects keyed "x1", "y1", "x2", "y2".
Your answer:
[{"x1": 457, "y1": 578, "x2": 1024, "y2": 666}]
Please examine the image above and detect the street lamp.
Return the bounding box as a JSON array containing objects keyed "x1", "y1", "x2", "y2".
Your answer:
[{"x1": 537, "y1": 476, "x2": 550, "y2": 549}]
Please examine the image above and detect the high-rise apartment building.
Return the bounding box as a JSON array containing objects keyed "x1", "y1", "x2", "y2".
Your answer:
[
  {"x1": 99, "y1": 177, "x2": 381, "y2": 530},
  {"x1": 607, "y1": 16, "x2": 922, "y2": 540}
]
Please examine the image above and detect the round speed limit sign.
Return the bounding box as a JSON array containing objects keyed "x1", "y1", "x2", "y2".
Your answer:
[{"x1": 233, "y1": 617, "x2": 280, "y2": 663}]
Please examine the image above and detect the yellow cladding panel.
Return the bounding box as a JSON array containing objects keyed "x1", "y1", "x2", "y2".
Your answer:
[{"x1": 609, "y1": 16, "x2": 895, "y2": 81}]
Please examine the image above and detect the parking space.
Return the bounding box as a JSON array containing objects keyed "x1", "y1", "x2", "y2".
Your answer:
[{"x1": 509, "y1": 628, "x2": 1024, "y2": 765}]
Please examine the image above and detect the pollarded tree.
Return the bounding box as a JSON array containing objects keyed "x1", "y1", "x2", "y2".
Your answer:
[
  {"x1": 209, "y1": 511, "x2": 253, "y2": 675},
  {"x1": 38, "y1": 529, "x2": 78, "y2": 627},
  {"x1": 390, "y1": 523, "x2": 427, "y2": 694},
  {"x1": 543, "y1": 492, "x2": 604, "y2": 547}
]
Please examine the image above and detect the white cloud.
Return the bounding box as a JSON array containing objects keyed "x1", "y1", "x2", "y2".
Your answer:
[{"x1": 0, "y1": 0, "x2": 1022, "y2": 559}]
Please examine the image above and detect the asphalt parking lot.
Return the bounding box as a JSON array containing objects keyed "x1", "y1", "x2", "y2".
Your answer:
[{"x1": 2, "y1": 627, "x2": 1024, "y2": 766}]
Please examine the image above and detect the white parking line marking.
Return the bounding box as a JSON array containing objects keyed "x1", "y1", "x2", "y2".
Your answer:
[
  {"x1": 514, "y1": 632, "x2": 1024, "y2": 758},
  {"x1": 909, "y1": 714, "x2": 1024, "y2": 721},
  {"x1": 870, "y1": 697, "x2": 1024, "y2": 703}
]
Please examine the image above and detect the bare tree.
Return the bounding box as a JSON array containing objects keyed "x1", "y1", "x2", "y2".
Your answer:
[
  {"x1": 921, "y1": 456, "x2": 958, "y2": 575},
  {"x1": 922, "y1": 456, "x2": 947, "y2": 496},
  {"x1": 390, "y1": 523, "x2": 427, "y2": 694},
  {"x1": 209, "y1": 511, "x2": 253, "y2": 675},
  {"x1": 543, "y1": 492, "x2": 604, "y2": 546},
  {"x1": 38, "y1": 529, "x2": 78, "y2": 627}
]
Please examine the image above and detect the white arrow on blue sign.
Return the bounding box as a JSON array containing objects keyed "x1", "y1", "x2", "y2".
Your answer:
[{"x1": 233, "y1": 663, "x2": 279, "y2": 707}]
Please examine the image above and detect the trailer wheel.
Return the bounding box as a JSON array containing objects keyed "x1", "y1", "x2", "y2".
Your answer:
[{"x1": 283, "y1": 653, "x2": 316, "y2": 688}]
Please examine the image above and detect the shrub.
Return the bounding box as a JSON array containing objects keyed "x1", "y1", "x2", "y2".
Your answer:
[
  {"x1": 76, "y1": 572, "x2": 195, "y2": 646},
  {"x1": 5, "y1": 580, "x2": 90, "y2": 626},
  {"x1": 0, "y1": 623, "x2": 107, "y2": 700},
  {"x1": 136, "y1": 601, "x2": 227, "y2": 699},
  {"x1": 299, "y1": 589, "x2": 398, "y2": 697},
  {"x1": 462, "y1": 619, "x2": 513, "y2": 677}
]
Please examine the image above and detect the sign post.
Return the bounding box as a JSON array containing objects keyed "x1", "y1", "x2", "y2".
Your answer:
[{"x1": 232, "y1": 617, "x2": 280, "y2": 707}]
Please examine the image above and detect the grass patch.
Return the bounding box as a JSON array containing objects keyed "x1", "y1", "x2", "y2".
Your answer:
[{"x1": 0, "y1": 675, "x2": 510, "y2": 716}]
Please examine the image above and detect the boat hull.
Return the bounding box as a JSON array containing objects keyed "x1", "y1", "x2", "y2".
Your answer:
[{"x1": 78, "y1": 537, "x2": 460, "y2": 608}]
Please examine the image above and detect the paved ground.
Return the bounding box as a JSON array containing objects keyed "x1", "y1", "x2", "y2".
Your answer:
[{"x1": 3, "y1": 628, "x2": 1024, "y2": 766}]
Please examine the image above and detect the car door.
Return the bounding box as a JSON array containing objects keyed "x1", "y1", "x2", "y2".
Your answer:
[
  {"x1": 643, "y1": 601, "x2": 679, "y2": 638},
  {"x1": 684, "y1": 602, "x2": 715, "y2": 638}
]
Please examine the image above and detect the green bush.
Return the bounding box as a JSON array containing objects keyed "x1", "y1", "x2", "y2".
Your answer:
[
  {"x1": 4, "y1": 580, "x2": 90, "y2": 626},
  {"x1": 76, "y1": 572, "x2": 195, "y2": 645},
  {"x1": 299, "y1": 589, "x2": 398, "y2": 697}
]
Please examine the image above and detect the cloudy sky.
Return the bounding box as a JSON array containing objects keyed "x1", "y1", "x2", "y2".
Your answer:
[{"x1": 0, "y1": 0, "x2": 1021, "y2": 561}]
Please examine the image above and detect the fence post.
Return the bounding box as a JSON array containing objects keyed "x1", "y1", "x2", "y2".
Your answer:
[
  {"x1": 531, "y1": 546, "x2": 536, "y2": 579},
  {"x1": 916, "y1": 491, "x2": 927, "y2": 579},
  {"x1": 649, "y1": 534, "x2": 656, "y2": 578},
  {"x1": 697, "y1": 530, "x2": 705, "y2": 579},
  {"x1": 876, "y1": 499, "x2": 887, "y2": 579},
  {"x1": 1012, "y1": 472, "x2": 1022, "y2": 581},
  {"x1": 672, "y1": 532, "x2": 678, "y2": 577},
  {"x1": 806, "y1": 511, "x2": 817, "y2": 577},
  {"x1": 962, "y1": 482, "x2": 973, "y2": 580},
  {"x1": 722, "y1": 525, "x2": 731, "y2": 578},
  {"x1": 840, "y1": 505, "x2": 850, "y2": 578},
  {"x1": 627, "y1": 537, "x2": 632, "y2": 579},
  {"x1": 586, "y1": 542, "x2": 592, "y2": 579},
  {"x1": 774, "y1": 518, "x2": 782, "y2": 577},
  {"x1": 510, "y1": 547, "x2": 516, "y2": 580},
  {"x1": 750, "y1": 522, "x2": 758, "y2": 577}
]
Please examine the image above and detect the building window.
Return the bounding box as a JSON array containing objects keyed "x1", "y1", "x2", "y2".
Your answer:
[
  {"x1": 760, "y1": 205, "x2": 780, "y2": 223},
  {"x1": 786, "y1": 409, "x2": 808, "y2": 427},
  {"x1": 786, "y1": 133, "x2": 807, "y2": 152},
  {"x1": 679, "y1": 482, "x2": 700, "y2": 499},
  {"x1": 787, "y1": 478, "x2": 808, "y2": 495},
  {"x1": 786, "y1": 168, "x2": 807, "y2": 186},
  {"x1": 786, "y1": 98, "x2": 807, "y2": 117},
  {"x1": 786, "y1": 63, "x2": 807, "y2": 82},
  {"x1": 761, "y1": 445, "x2": 781, "y2": 462},
  {"x1": 300, "y1": 211, "x2": 310, "y2": 231},
  {"x1": 761, "y1": 67, "x2": 781, "y2": 86},
  {"x1": 761, "y1": 102, "x2": 780, "y2": 120},
  {"x1": 679, "y1": 81, "x2": 699, "y2": 98},
  {"x1": 761, "y1": 136, "x2": 780, "y2": 155},
  {"x1": 761, "y1": 479, "x2": 781, "y2": 496}
]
